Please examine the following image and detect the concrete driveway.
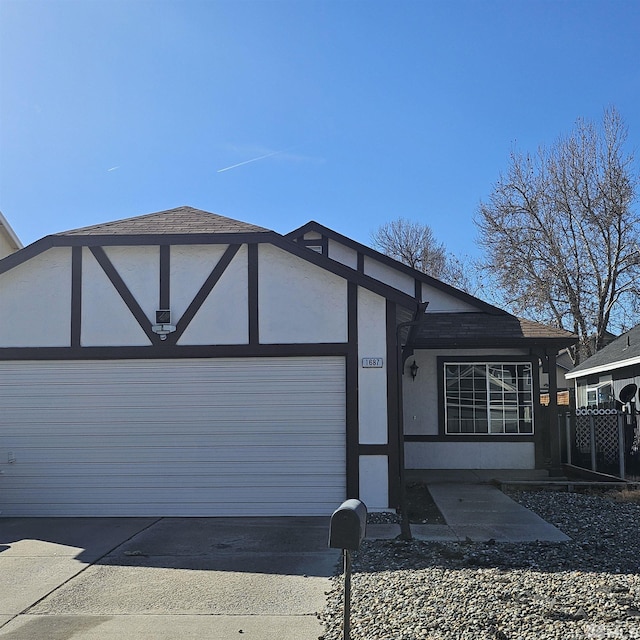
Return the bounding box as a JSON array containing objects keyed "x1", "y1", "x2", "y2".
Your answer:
[{"x1": 0, "y1": 517, "x2": 340, "y2": 639}]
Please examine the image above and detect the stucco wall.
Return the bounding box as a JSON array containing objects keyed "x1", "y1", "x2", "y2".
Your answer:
[
  {"x1": 421, "y1": 282, "x2": 479, "y2": 312},
  {"x1": 403, "y1": 348, "x2": 537, "y2": 470},
  {"x1": 103, "y1": 246, "x2": 159, "y2": 326},
  {"x1": 405, "y1": 441, "x2": 536, "y2": 469},
  {"x1": 403, "y1": 348, "x2": 527, "y2": 436},
  {"x1": 170, "y1": 245, "x2": 231, "y2": 323},
  {"x1": 364, "y1": 256, "x2": 415, "y2": 296},
  {"x1": 0, "y1": 248, "x2": 72, "y2": 347},
  {"x1": 258, "y1": 243, "x2": 348, "y2": 343},
  {"x1": 327, "y1": 239, "x2": 358, "y2": 270},
  {"x1": 81, "y1": 248, "x2": 152, "y2": 346},
  {"x1": 357, "y1": 288, "x2": 388, "y2": 444},
  {"x1": 178, "y1": 246, "x2": 249, "y2": 345},
  {"x1": 359, "y1": 455, "x2": 389, "y2": 511}
]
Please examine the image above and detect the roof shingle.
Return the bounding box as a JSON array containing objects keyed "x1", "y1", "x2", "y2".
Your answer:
[
  {"x1": 568, "y1": 324, "x2": 640, "y2": 376},
  {"x1": 409, "y1": 313, "x2": 576, "y2": 348},
  {"x1": 57, "y1": 206, "x2": 272, "y2": 236}
]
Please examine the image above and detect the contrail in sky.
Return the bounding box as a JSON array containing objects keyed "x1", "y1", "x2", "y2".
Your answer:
[
  {"x1": 107, "y1": 166, "x2": 120, "y2": 172},
  {"x1": 217, "y1": 148, "x2": 291, "y2": 173}
]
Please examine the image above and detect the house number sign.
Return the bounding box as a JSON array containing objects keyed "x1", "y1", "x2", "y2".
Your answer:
[{"x1": 361, "y1": 357, "x2": 384, "y2": 368}]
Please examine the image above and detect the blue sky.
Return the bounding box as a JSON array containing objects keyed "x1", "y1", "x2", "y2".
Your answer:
[{"x1": 1, "y1": 0, "x2": 639, "y2": 258}]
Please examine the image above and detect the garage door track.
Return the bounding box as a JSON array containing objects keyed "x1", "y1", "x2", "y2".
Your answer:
[{"x1": 0, "y1": 517, "x2": 339, "y2": 639}]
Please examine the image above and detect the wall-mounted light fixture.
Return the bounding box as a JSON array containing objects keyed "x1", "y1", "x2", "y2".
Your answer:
[
  {"x1": 152, "y1": 309, "x2": 176, "y2": 341},
  {"x1": 409, "y1": 360, "x2": 419, "y2": 381}
]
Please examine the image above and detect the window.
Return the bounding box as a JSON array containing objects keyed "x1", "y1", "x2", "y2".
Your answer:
[
  {"x1": 444, "y1": 362, "x2": 534, "y2": 435},
  {"x1": 585, "y1": 381, "x2": 614, "y2": 408}
]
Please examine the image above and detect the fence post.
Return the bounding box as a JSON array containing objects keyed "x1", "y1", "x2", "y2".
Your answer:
[
  {"x1": 589, "y1": 415, "x2": 597, "y2": 471},
  {"x1": 618, "y1": 413, "x2": 626, "y2": 479},
  {"x1": 565, "y1": 412, "x2": 572, "y2": 466}
]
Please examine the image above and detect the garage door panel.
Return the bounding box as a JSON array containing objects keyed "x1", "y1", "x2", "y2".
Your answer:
[
  {"x1": 0, "y1": 357, "x2": 346, "y2": 516},
  {"x1": 5, "y1": 433, "x2": 344, "y2": 448},
  {"x1": 8, "y1": 444, "x2": 345, "y2": 464}
]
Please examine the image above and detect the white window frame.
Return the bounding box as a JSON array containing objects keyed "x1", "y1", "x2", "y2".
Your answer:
[
  {"x1": 585, "y1": 380, "x2": 614, "y2": 408},
  {"x1": 444, "y1": 361, "x2": 535, "y2": 435}
]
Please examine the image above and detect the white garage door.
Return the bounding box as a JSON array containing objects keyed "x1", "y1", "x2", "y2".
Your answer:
[{"x1": 0, "y1": 357, "x2": 346, "y2": 516}]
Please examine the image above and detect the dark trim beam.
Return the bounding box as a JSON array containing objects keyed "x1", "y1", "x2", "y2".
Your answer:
[
  {"x1": 70, "y1": 246, "x2": 82, "y2": 347},
  {"x1": 159, "y1": 245, "x2": 170, "y2": 311},
  {"x1": 346, "y1": 282, "x2": 359, "y2": 499},
  {"x1": 0, "y1": 342, "x2": 350, "y2": 361},
  {"x1": 386, "y1": 300, "x2": 400, "y2": 507},
  {"x1": 167, "y1": 244, "x2": 241, "y2": 345},
  {"x1": 405, "y1": 434, "x2": 536, "y2": 443},
  {"x1": 248, "y1": 244, "x2": 259, "y2": 345},
  {"x1": 89, "y1": 246, "x2": 157, "y2": 344}
]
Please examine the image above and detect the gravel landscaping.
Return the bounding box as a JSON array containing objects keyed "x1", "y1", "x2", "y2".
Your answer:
[{"x1": 321, "y1": 490, "x2": 640, "y2": 640}]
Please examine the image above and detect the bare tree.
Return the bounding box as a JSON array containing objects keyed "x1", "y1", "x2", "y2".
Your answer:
[
  {"x1": 371, "y1": 218, "x2": 482, "y2": 294},
  {"x1": 476, "y1": 107, "x2": 640, "y2": 364},
  {"x1": 371, "y1": 218, "x2": 448, "y2": 275}
]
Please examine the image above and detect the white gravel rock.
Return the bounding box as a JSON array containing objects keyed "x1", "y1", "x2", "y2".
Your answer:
[{"x1": 321, "y1": 490, "x2": 640, "y2": 640}]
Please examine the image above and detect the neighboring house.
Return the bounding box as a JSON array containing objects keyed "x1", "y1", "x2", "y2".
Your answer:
[
  {"x1": 540, "y1": 333, "x2": 618, "y2": 406},
  {"x1": 0, "y1": 211, "x2": 23, "y2": 260},
  {"x1": 566, "y1": 324, "x2": 640, "y2": 409},
  {"x1": 0, "y1": 207, "x2": 576, "y2": 517}
]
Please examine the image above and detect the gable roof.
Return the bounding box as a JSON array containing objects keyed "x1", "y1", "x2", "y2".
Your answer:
[
  {"x1": 58, "y1": 206, "x2": 271, "y2": 236},
  {"x1": 287, "y1": 220, "x2": 505, "y2": 316},
  {"x1": 408, "y1": 313, "x2": 576, "y2": 349},
  {"x1": 566, "y1": 324, "x2": 640, "y2": 379},
  {"x1": 0, "y1": 206, "x2": 419, "y2": 308},
  {"x1": 0, "y1": 205, "x2": 579, "y2": 350}
]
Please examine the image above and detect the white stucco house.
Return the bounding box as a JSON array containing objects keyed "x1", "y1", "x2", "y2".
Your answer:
[
  {"x1": 0, "y1": 207, "x2": 575, "y2": 517},
  {"x1": 0, "y1": 211, "x2": 22, "y2": 260}
]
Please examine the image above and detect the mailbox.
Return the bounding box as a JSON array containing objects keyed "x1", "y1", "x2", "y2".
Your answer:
[{"x1": 329, "y1": 499, "x2": 367, "y2": 550}]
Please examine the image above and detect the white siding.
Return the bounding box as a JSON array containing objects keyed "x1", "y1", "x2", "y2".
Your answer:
[{"x1": 0, "y1": 357, "x2": 346, "y2": 516}]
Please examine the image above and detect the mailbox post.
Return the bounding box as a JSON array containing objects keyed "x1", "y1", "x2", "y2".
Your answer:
[{"x1": 329, "y1": 499, "x2": 367, "y2": 640}]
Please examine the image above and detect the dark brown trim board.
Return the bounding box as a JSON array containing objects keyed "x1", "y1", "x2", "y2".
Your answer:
[
  {"x1": 405, "y1": 434, "x2": 536, "y2": 443},
  {"x1": 248, "y1": 243, "x2": 259, "y2": 345},
  {"x1": 297, "y1": 237, "x2": 328, "y2": 256},
  {"x1": 286, "y1": 221, "x2": 505, "y2": 315},
  {"x1": 167, "y1": 244, "x2": 241, "y2": 345},
  {"x1": 0, "y1": 342, "x2": 350, "y2": 361},
  {"x1": 358, "y1": 445, "x2": 388, "y2": 455},
  {"x1": 70, "y1": 246, "x2": 82, "y2": 347},
  {"x1": 89, "y1": 246, "x2": 158, "y2": 344},
  {"x1": 159, "y1": 245, "x2": 170, "y2": 310},
  {"x1": 346, "y1": 282, "x2": 359, "y2": 499},
  {"x1": 386, "y1": 300, "x2": 400, "y2": 507}
]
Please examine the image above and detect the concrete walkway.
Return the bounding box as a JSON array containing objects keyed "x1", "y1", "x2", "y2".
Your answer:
[{"x1": 367, "y1": 482, "x2": 570, "y2": 543}]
